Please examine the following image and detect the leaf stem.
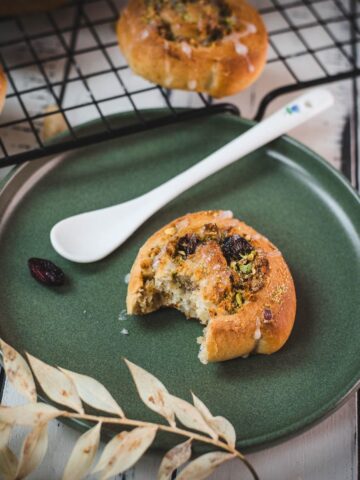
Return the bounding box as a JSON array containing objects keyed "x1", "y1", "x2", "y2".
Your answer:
[{"x1": 61, "y1": 411, "x2": 259, "y2": 480}]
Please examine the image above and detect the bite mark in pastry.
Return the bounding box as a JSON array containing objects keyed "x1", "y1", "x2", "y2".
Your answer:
[{"x1": 127, "y1": 211, "x2": 296, "y2": 363}]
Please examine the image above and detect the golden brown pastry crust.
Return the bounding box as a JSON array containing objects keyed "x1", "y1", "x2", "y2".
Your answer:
[
  {"x1": 127, "y1": 211, "x2": 296, "y2": 363},
  {"x1": 0, "y1": 70, "x2": 7, "y2": 114},
  {"x1": 117, "y1": 0, "x2": 268, "y2": 98}
]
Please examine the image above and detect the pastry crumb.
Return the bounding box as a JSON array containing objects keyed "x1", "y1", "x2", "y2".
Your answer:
[{"x1": 118, "y1": 309, "x2": 128, "y2": 321}]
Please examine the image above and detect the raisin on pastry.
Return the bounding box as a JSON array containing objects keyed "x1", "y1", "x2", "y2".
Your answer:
[
  {"x1": 117, "y1": 0, "x2": 268, "y2": 97},
  {"x1": 127, "y1": 211, "x2": 296, "y2": 363}
]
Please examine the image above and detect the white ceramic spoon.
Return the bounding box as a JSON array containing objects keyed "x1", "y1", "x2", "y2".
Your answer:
[{"x1": 51, "y1": 88, "x2": 334, "y2": 263}]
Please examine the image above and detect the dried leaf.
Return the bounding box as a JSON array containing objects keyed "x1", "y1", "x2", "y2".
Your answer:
[
  {"x1": 0, "y1": 422, "x2": 11, "y2": 449},
  {"x1": 27, "y1": 354, "x2": 83, "y2": 413},
  {"x1": 168, "y1": 395, "x2": 217, "y2": 439},
  {"x1": 191, "y1": 393, "x2": 212, "y2": 420},
  {"x1": 210, "y1": 417, "x2": 236, "y2": 448},
  {"x1": 62, "y1": 422, "x2": 101, "y2": 480},
  {"x1": 94, "y1": 426, "x2": 157, "y2": 479},
  {"x1": 157, "y1": 439, "x2": 192, "y2": 480},
  {"x1": 176, "y1": 452, "x2": 235, "y2": 480},
  {"x1": 16, "y1": 422, "x2": 48, "y2": 479},
  {"x1": 92, "y1": 431, "x2": 128, "y2": 474},
  {"x1": 125, "y1": 359, "x2": 175, "y2": 427},
  {"x1": 60, "y1": 368, "x2": 124, "y2": 417},
  {"x1": 0, "y1": 447, "x2": 17, "y2": 480},
  {"x1": 192, "y1": 393, "x2": 236, "y2": 448},
  {"x1": 0, "y1": 403, "x2": 61, "y2": 426},
  {"x1": 0, "y1": 339, "x2": 36, "y2": 402}
]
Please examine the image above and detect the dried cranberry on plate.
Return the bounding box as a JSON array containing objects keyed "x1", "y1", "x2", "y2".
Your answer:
[{"x1": 28, "y1": 258, "x2": 65, "y2": 286}]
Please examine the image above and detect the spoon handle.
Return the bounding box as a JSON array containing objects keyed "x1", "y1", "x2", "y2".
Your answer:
[
  {"x1": 50, "y1": 88, "x2": 334, "y2": 263},
  {"x1": 143, "y1": 88, "x2": 334, "y2": 212}
]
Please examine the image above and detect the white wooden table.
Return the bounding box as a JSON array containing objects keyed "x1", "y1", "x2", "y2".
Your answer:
[{"x1": 0, "y1": 1, "x2": 358, "y2": 478}]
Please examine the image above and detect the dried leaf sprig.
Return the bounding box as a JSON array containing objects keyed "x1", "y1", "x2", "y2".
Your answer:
[{"x1": 0, "y1": 339, "x2": 259, "y2": 480}]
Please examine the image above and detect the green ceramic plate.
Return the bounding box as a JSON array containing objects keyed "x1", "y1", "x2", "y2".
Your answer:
[{"x1": 0, "y1": 112, "x2": 359, "y2": 451}]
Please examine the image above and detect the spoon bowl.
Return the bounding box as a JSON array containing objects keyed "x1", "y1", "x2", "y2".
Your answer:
[{"x1": 51, "y1": 195, "x2": 150, "y2": 263}]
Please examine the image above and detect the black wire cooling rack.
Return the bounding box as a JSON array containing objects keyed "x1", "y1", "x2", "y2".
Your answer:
[{"x1": 0, "y1": 0, "x2": 359, "y2": 179}]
